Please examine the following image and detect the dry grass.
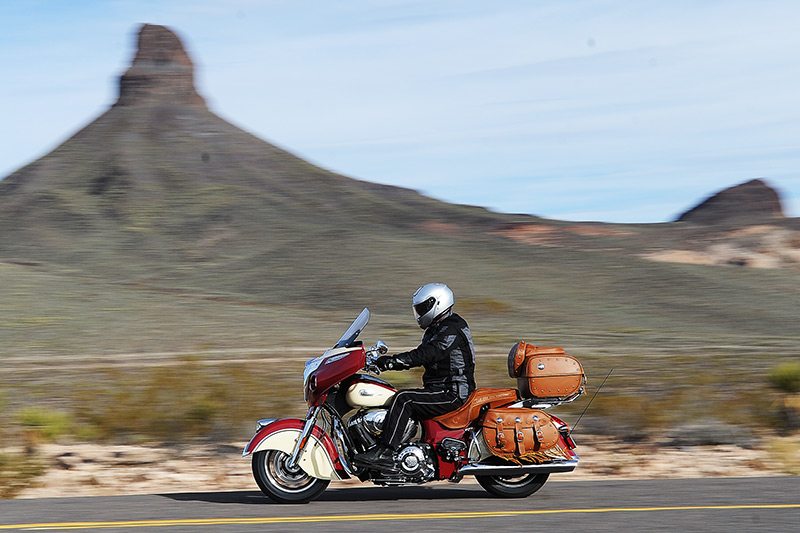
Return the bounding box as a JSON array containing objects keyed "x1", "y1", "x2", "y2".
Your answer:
[
  {"x1": 1, "y1": 352, "x2": 796, "y2": 497},
  {"x1": 4, "y1": 351, "x2": 791, "y2": 446},
  {"x1": 768, "y1": 362, "x2": 800, "y2": 393},
  {"x1": 0, "y1": 452, "x2": 43, "y2": 498},
  {"x1": 17, "y1": 408, "x2": 73, "y2": 443},
  {"x1": 68, "y1": 360, "x2": 305, "y2": 443},
  {"x1": 0, "y1": 392, "x2": 44, "y2": 498},
  {"x1": 766, "y1": 435, "x2": 800, "y2": 474}
]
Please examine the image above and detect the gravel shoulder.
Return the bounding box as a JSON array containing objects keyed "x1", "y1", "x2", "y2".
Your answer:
[{"x1": 12, "y1": 435, "x2": 789, "y2": 499}]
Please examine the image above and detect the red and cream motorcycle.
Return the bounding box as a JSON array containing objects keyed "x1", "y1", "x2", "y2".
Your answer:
[{"x1": 243, "y1": 308, "x2": 585, "y2": 503}]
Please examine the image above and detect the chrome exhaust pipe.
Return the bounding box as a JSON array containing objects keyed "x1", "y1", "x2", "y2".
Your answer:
[{"x1": 460, "y1": 459, "x2": 578, "y2": 476}]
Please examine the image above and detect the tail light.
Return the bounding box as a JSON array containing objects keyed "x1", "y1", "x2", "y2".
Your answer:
[
  {"x1": 549, "y1": 414, "x2": 577, "y2": 450},
  {"x1": 561, "y1": 429, "x2": 577, "y2": 449}
]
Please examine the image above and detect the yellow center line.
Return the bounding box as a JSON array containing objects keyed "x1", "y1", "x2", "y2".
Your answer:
[{"x1": 2, "y1": 503, "x2": 799, "y2": 530}]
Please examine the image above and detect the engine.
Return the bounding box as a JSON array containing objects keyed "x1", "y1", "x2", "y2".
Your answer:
[
  {"x1": 396, "y1": 443, "x2": 436, "y2": 481},
  {"x1": 346, "y1": 409, "x2": 436, "y2": 483},
  {"x1": 347, "y1": 409, "x2": 417, "y2": 452}
]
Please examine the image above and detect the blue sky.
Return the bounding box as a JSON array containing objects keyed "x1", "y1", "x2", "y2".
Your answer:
[{"x1": 1, "y1": 0, "x2": 799, "y2": 222}]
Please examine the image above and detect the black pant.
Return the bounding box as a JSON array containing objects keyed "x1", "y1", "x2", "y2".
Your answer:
[{"x1": 381, "y1": 389, "x2": 463, "y2": 449}]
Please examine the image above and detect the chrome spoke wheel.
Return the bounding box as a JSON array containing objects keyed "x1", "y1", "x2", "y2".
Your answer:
[
  {"x1": 263, "y1": 451, "x2": 315, "y2": 493},
  {"x1": 252, "y1": 450, "x2": 330, "y2": 503}
]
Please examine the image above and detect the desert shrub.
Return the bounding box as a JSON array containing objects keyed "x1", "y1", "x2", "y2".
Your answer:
[
  {"x1": 767, "y1": 436, "x2": 800, "y2": 475},
  {"x1": 768, "y1": 362, "x2": 800, "y2": 393},
  {"x1": 583, "y1": 393, "x2": 676, "y2": 441},
  {"x1": 70, "y1": 360, "x2": 305, "y2": 443},
  {"x1": 0, "y1": 452, "x2": 43, "y2": 498},
  {"x1": 16, "y1": 408, "x2": 72, "y2": 442},
  {"x1": 72, "y1": 362, "x2": 226, "y2": 441}
]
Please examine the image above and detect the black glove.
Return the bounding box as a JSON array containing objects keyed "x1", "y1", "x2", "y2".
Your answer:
[
  {"x1": 377, "y1": 355, "x2": 411, "y2": 371},
  {"x1": 375, "y1": 356, "x2": 396, "y2": 371}
]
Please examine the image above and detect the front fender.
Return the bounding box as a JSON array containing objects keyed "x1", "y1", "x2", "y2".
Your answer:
[{"x1": 242, "y1": 418, "x2": 347, "y2": 480}]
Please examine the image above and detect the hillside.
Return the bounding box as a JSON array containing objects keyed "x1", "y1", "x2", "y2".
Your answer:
[{"x1": 0, "y1": 24, "x2": 799, "y2": 359}]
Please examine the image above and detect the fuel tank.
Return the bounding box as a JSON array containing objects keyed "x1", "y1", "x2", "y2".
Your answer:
[{"x1": 345, "y1": 375, "x2": 396, "y2": 408}]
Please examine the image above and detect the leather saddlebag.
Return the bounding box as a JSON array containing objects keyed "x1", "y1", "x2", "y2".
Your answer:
[
  {"x1": 508, "y1": 341, "x2": 585, "y2": 400},
  {"x1": 481, "y1": 408, "x2": 560, "y2": 462}
]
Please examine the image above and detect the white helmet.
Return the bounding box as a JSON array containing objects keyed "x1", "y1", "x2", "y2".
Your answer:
[{"x1": 412, "y1": 283, "x2": 454, "y2": 329}]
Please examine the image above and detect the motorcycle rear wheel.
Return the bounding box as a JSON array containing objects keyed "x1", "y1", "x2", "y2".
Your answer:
[
  {"x1": 252, "y1": 450, "x2": 330, "y2": 503},
  {"x1": 475, "y1": 472, "x2": 549, "y2": 498}
]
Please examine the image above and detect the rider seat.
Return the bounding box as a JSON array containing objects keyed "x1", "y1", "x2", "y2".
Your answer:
[{"x1": 432, "y1": 387, "x2": 519, "y2": 429}]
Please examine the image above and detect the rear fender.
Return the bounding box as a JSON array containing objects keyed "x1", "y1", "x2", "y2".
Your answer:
[
  {"x1": 242, "y1": 418, "x2": 347, "y2": 480},
  {"x1": 549, "y1": 414, "x2": 579, "y2": 455}
]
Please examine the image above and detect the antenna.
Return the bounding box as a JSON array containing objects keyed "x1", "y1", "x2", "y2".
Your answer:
[{"x1": 569, "y1": 368, "x2": 613, "y2": 436}]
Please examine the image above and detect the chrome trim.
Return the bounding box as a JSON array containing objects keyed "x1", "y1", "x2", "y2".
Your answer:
[
  {"x1": 330, "y1": 413, "x2": 357, "y2": 477},
  {"x1": 459, "y1": 459, "x2": 578, "y2": 476},
  {"x1": 373, "y1": 340, "x2": 388, "y2": 354},
  {"x1": 257, "y1": 418, "x2": 277, "y2": 430},
  {"x1": 466, "y1": 427, "x2": 492, "y2": 463},
  {"x1": 242, "y1": 418, "x2": 280, "y2": 457},
  {"x1": 287, "y1": 406, "x2": 320, "y2": 469},
  {"x1": 507, "y1": 398, "x2": 577, "y2": 409},
  {"x1": 507, "y1": 387, "x2": 586, "y2": 410},
  {"x1": 362, "y1": 409, "x2": 387, "y2": 434}
]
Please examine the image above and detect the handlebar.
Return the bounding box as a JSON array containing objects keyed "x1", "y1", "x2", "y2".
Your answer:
[{"x1": 364, "y1": 340, "x2": 389, "y2": 374}]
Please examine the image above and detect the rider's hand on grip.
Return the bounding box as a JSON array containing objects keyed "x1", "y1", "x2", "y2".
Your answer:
[{"x1": 375, "y1": 356, "x2": 396, "y2": 371}]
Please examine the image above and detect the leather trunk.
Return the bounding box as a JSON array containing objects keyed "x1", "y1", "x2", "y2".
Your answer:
[
  {"x1": 481, "y1": 408, "x2": 560, "y2": 463},
  {"x1": 508, "y1": 341, "x2": 585, "y2": 400},
  {"x1": 507, "y1": 341, "x2": 565, "y2": 377}
]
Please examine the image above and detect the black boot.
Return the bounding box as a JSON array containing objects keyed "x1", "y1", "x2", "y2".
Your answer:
[{"x1": 355, "y1": 444, "x2": 396, "y2": 471}]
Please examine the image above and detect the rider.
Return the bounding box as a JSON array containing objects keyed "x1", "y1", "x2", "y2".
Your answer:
[{"x1": 356, "y1": 283, "x2": 476, "y2": 470}]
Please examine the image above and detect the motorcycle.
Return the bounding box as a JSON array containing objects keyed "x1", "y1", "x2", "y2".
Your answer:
[{"x1": 243, "y1": 308, "x2": 584, "y2": 502}]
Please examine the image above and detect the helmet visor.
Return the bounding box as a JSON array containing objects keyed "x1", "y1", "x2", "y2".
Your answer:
[{"x1": 413, "y1": 297, "x2": 436, "y2": 318}]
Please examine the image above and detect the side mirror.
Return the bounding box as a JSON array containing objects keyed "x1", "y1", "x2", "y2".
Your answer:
[{"x1": 375, "y1": 340, "x2": 388, "y2": 355}]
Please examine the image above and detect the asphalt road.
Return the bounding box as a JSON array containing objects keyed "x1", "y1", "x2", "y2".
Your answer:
[{"x1": 1, "y1": 477, "x2": 798, "y2": 532}]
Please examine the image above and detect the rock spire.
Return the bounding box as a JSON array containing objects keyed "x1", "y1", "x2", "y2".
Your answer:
[{"x1": 115, "y1": 24, "x2": 205, "y2": 107}]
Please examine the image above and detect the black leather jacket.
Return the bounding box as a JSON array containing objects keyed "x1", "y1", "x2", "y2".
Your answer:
[{"x1": 393, "y1": 312, "x2": 476, "y2": 399}]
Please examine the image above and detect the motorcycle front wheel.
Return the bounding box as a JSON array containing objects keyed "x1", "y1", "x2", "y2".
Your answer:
[
  {"x1": 252, "y1": 450, "x2": 330, "y2": 503},
  {"x1": 475, "y1": 472, "x2": 549, "y2": 498}
]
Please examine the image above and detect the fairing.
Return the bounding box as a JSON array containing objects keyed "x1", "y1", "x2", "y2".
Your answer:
[{"x1": 305, "y1": 346, "x2": 366, "y2": 405}]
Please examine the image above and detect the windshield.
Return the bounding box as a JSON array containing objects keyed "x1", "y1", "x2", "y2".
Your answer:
[
  {"x1": 334, "y1": 307, "x2": 370, "y2": 348},
  {"x1": 303, "y1": 308, "x2": 371, "y2": 397}
]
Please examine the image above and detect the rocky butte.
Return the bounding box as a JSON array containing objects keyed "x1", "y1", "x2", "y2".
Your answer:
[
  {"x1": 677, "y1": 178, "x2": 785, "y2": 225},
  {"x1": 0, "y1": 23, "x2": 511, "y2": 300},
  {"x1": 0, "y1": 22, "x2": 798, "y2": 354}
]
